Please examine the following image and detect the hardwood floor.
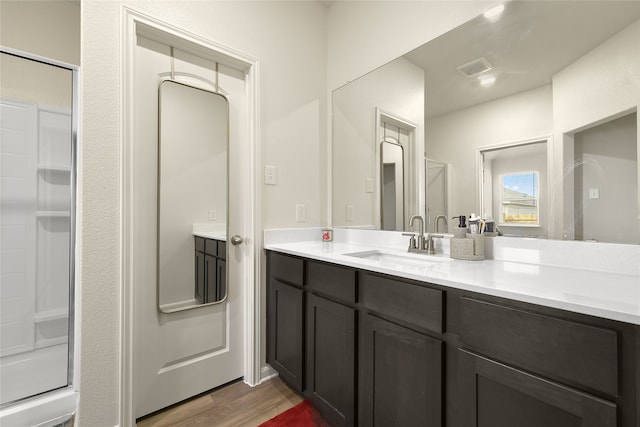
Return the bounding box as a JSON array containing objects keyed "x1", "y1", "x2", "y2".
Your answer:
[{"x1": 136, "y1": 377, "x2": 303, "y2": 427}]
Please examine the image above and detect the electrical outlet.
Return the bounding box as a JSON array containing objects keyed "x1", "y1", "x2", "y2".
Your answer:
[
  {"x1": 365, "y1": 178, "x2": 374, "y2": 193},
  {"x1": 264, "y1": 165, "x2": 277, "y2": 185},
  {"x1": 208, "y1": 210, "x2": 217, "y2": 221},
  {"x1": 295, "y1": 204, "x2": 306, "y2": 222},
  {"x1": 346, "y1": 205, "x2": 355, "y2": 221},
  {"x1": 589, "y1": 188, "x2": 600, "y2": 200}
]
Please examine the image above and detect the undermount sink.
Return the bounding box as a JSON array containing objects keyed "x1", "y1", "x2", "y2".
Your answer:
[{"x1": 344, "y1": 249, "x2": 452, "y2": 267}]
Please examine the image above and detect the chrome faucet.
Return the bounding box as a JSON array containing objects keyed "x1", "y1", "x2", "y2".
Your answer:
[
  {"x1": 424, "y1": 233, "x2": 444, "y2": 254},
  {"x1": 402, "y1": 215, "x2": 444, "y2": 254},
  {"x1": 434, "y1": 215, "x2": 448, "y2": 233},
  {"x1": 409, "y1": 215, "x2": 425, "y2": 250}
]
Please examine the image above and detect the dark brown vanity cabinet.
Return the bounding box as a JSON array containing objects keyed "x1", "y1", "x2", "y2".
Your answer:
[
  {"x1": 194, "y1": 237, "x2": 226, "y2": 304},
  {"x1": 458, "y1": 350, "x2": 616, "y2": 427},
  {"x1": 267, "y1": 252, "x2": 305, "y2": 392},
  {"x1": 306, "y1": 293, "x2": 356, "y2": 426},
  {"x1": 267, "y1": 252, "x2": 357, "y2": 425},
  {"x1": 305, "y1": 262, "x2": 357, "y2": 426},
  {"x1": 266, "y1": 251, "x2": 639, "y2": 427},
  {"x1": 359, "y1": 313, "x2": 442, "y2": 426},
  {"x1": 457, "y1": 297, "x2": 621, "y2": 427},
  {"x1": 358, "y1": 272, "x2": 444, "y2": 427}
]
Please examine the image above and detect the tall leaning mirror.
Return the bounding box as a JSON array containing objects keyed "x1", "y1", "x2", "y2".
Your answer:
[{"x1": 158, "y1": 80, "x2": 228, "y2": 313}]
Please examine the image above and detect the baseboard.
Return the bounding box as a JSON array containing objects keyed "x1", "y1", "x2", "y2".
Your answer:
[{"x1": 258, "y1": 364, "x2": 278, "y2": 384}]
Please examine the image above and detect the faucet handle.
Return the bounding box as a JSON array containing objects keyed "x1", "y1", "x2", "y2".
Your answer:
[{"x1": 402, "y1": 232, "x2": 418, "y2": 249}]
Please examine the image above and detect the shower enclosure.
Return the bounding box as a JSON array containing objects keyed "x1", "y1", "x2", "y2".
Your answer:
[
  {"x1": 425, "y1": 158, "x2": 448, "y2": 233},
  {"x1": 0, "y1": 48, "x2": 77, "y2": 426}
]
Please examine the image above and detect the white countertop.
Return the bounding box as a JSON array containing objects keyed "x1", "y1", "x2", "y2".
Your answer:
[
  {"x1": 264, "y1": 240, "x2": 640, "y2": 326},
  {"x1": 192, "y1": 223, "x2": 226, "y2": 241},
  {"x1": 193, "y1": 231, "x2": 226, "y2": 241}
]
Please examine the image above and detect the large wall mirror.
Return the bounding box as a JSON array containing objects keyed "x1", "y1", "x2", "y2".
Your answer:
[
  {"x1": 158, "y1": 80, "x2": 228, "y2": 312},
  {"x1": 332, "y1": 0, "x2": 640, "y2": 243}
]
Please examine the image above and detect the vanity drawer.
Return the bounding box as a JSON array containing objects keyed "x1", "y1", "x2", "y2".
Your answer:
[
  {"x1": 205, "y1": 238, "x2": 217, "y2": 256},
  {"x1": 459, "y1": 297, "x2": 618, "y2": 396},
  {"x1": 268, "y1": 252, "x2": 304, "y2": 287},
  {"x1": 307, "y1": 261, "x2": 356, "y2": 304},
  {"x1": 217, "y1": 241, "x2": 226, "y2": 259},
  {"x1": 360, "y1": 272, "x2": 443, "y2": 334},
  {"x1": 195, "y1": 236, "x2": 205, "y2": 252}
]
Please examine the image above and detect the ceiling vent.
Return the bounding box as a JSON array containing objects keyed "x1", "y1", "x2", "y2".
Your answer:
[{"x1": 456, "y1": 57, "x2": 493, "y2": 78}]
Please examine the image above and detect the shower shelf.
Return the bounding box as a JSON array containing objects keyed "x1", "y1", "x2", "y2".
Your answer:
[
  {"x1": 36, "y1": 211, "x2": 70, "y2": 218},
  {"x1": 37, "y1": 165, "x2": 71, "y2": 173},
  {"x1": 34, "y1": 308, "x2": 68, "y2": 323}
]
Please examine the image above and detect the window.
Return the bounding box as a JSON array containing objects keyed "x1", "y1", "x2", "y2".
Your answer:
[{"x1": 500, "y1": 171, "x2": 539, "y2": 225}]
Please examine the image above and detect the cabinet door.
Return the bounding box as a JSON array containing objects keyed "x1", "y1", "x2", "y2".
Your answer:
[
  {"x1": 195, "y1": 250, "x2": 205, "y2": 303},
  {"x1": 216, "y1": 259, "x2": 226, "y2": 302},
  {"x1": 306, "y1": 293, "x2": 355, "y2": 426},
  {"x1": 205, "y1": 254, "x2": 217, "y2": 303},
  {"x1": 267, "y1": 278, "x2": 304, "y2": 392},
  {"x1": 359, "y1": 313, "x2": 443, "y2": 427},
  {"x1": 458, "y1": 349, "x2": 617, "y2": 427}
]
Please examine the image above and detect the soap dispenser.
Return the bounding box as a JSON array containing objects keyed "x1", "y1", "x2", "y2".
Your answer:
[
  {"x1": 451, "y1": 215, "x2": 467, "y2": 239},
  {"x1": 450, "y1": 214, "x2": 485, "y2": 260}
]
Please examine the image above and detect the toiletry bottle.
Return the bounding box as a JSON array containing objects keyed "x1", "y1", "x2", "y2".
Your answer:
[
  {"x1": 451, "y1": 215, "x2": 467, "y2": 239},
  {"x1": 452, "y1": 215, "x2": 466, "y2": 228},
  {"x1": 469, "y1": 213, "x2": 480, "y2": 234}
]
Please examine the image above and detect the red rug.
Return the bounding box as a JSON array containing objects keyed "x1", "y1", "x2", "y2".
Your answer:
[{"x1": 259, "y1": 400, "x2": 330, "y2": 426}]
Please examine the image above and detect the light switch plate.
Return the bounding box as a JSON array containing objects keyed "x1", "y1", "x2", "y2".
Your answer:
[
  {"x1": 295, "y1": 204, "x2": 306, "y2": 222},
  {"x1": 346, "y1": 205, "x2": 355, "y2": 221},
  {"x1": 589, "y1": 188, "x2": 600, "y2": 200},
  {"x1": 365, "y1": 178, "x2": 374, "y2": 193},
  {"x1": 264, "y1": 165, "x2": 277, "y2": 185},
  {"x1": 208, "y1": 210, "x2": 217, "y2": 221}
]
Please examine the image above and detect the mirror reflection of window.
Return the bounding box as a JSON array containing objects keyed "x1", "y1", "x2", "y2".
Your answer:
[
  {"x1": 501, "y1": 172, "x2": 539, "y2": 225},
  {"x1": 482, "y1": 141, "x2": 547, "y2": 238}
]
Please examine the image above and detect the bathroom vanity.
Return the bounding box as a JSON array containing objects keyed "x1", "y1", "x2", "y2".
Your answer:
[
  {"x1": 265, "y1": 235, "x2": 640, "y2": 427},
  {"x1": 194, "y1": 236, "x2": 226, "y2": 304}
]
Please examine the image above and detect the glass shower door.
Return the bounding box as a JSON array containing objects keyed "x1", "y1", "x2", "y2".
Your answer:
[
  {"x1": 0, "y1": 50, "x2": 76, "y2": 405},
  {"x1": 425, "y1": 158, "x2": 448, "y2": 233}
]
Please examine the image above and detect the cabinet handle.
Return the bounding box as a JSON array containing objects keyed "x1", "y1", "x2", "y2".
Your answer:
[{"x1": 230, "y1": 235, "x2": 243, "y2": 245}]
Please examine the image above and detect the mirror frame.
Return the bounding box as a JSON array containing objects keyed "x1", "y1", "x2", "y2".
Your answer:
[{"x1": 157, "y1": 79, "x2": 230, "y2": 313}]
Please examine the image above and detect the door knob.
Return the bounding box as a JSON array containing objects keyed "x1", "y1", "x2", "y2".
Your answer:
[{"x1": 230, "y1": 235, "x2": 243, "y2": 245}]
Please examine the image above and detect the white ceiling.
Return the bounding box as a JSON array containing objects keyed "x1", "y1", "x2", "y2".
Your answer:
[{"x1": 403, "y1": 0, "x2": 640, "y2": 118}]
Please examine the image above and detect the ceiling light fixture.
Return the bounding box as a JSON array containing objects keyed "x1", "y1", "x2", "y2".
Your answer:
[
  {"x1": 479, "y1": 75, "x2": 496, "y2": 87},
  {"x1": 484, "y1": 4, "x2": 505, "y2": 20}
]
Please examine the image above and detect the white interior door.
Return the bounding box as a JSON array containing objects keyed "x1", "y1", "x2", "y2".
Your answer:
[{"x1": 131, "y1": 32, "x2": 249, "y2": 419}]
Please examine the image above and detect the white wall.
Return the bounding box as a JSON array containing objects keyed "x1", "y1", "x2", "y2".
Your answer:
[
  {"x1": 551, "y1": 19, "x2": 640, "y2": 239},
  {"x1": 426, "y1": 85, "x2": 553, "y2": 218},
  {"x1": 0, "y1": 1, "x2": 80, "y2": 66},
  {"x1": 0, "y1": 1, "x2": 79, "y2": 108},
  {"x1": 332, "y1": 56, "x2": 424, "y2": 228},
  {"x1": 574, "y1": 113, "x2": 638, "y2": 243}
]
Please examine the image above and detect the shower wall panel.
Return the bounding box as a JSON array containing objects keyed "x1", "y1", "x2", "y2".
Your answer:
[{"x1": 0, "y1": 99, "x2": 71, "y2": 404}]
